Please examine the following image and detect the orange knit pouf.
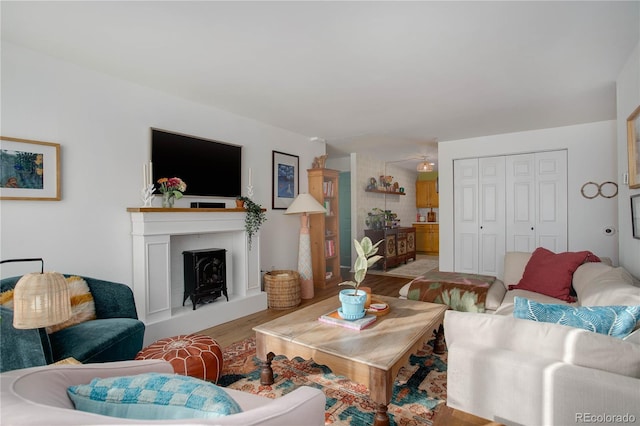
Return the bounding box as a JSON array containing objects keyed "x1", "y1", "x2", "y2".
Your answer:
[{"x1": 135, "y1": 334, "x2": 223, "y2": 383}]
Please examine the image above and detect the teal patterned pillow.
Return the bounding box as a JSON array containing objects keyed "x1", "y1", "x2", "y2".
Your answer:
[
  {"x1": 513, "y1": 297, "x2": 640, "y2": 338},
  {"x1": 67, "y1": 373, "x2": 242, "y2": 420}
]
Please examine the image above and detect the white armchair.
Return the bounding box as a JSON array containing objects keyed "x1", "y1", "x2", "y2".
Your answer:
[{"x1": 1, "y1": 360, "x2": 326, "y2": 425}]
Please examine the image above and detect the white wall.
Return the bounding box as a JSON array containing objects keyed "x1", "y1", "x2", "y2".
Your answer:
[
  {"x1": 616, "y1": 41, "x2": 640, "y2": 278},
  {"x1": 0, "y1": 42, "x2": 325, "y2": 284},
  {"x1": 438, "y1": 120, "x2": 620, "y2": 272}
]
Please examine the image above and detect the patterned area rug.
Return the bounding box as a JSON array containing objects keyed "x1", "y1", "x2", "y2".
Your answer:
[
  {"x1": 219, "y1": 336, "x2": 447, "y2": 425},
  {"x1": 367, "y1": 257, "x2": 439, "y2": 278}
]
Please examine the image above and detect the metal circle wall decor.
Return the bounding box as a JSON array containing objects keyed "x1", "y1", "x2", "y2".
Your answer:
[
  {"x1": 580, "y1": 182, "x2": 599, "y2": 199},
  {"x1": 580, "y1": 181, "x2": 618, "y2": 199},
  {"x1": 599, "y1": 181, "x2": 618, "y2": 198}
]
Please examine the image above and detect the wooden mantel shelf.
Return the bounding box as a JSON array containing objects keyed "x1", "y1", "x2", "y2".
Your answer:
[
  {"x1": 365, "y1": 189, "x2": 406, "y2": 195},
  {"x1": 127, "y1": 207, "x2": 265, "y2": 213}
]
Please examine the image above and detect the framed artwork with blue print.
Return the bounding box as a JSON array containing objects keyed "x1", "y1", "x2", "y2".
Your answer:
[
  {"x1": 272, "y1": 150, "x2": 299, "y2": 210},
  {"x1": 0, "y1": 136, "x2": 61, "y2": 201}
]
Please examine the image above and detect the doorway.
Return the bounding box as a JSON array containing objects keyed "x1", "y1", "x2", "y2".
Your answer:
[{"x1": 338, "y1": 171, "x2": 351, "y2": 277}]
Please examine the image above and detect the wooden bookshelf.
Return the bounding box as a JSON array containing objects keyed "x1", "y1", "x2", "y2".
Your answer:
[{"x1": 308, "y1": 168, "x2": 341, "y2": 288}]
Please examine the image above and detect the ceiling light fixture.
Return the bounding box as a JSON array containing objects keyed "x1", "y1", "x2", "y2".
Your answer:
[{"x1": 416, "y1": 158, "x2": 434, "y2": 172}]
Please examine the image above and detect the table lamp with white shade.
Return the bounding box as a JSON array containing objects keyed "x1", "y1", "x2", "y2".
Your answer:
[{"x1": 284, "y1": 193, "x2": 326, "y2": 299}]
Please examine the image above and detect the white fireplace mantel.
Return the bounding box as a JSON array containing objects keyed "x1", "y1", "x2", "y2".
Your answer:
[{"x1": 128, "y1": 208, "x2": 267, "y2": 344}]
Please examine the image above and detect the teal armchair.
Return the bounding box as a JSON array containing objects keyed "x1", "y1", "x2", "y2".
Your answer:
[{"x1": 1, "y1": 275, "x2": 145, "y2": 372}]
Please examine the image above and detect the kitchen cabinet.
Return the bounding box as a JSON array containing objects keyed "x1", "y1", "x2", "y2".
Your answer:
[
  {"x1": 364, "y1": 227, "x2": 416, "y2": 271},
  {"x1": 416, "y1": 180, "x2": 438, "y2": 208},
  {"x1": 415, "y1": 224, "x2": 439, "y2": 254}
]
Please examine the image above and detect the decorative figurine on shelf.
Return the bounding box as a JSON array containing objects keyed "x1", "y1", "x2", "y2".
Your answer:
[
  {"x1": 312, "y1": 155, "x2": 328, "y2": 169},
  {"x1": 141, "y1": 184, "x2": 155, "y2": 207},
  {"x1": 366, "y1": 177, "x2": 377, "y2": 190},
  {"x1": 378, "y1": 175, "x2": 393, "y2": 190},
  {"x1": 141, "y1": 161, "x2": 155, "y2": 207}
]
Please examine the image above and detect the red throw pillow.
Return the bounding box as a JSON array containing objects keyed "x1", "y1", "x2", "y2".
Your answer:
[{"x1": 508, "y1": 247, "x2": 600, "y2": 302}]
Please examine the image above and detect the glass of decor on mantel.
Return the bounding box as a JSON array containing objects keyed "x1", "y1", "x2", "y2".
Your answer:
[{"x1": 157, "y1": 177, "x2": 186, "y2": 208}]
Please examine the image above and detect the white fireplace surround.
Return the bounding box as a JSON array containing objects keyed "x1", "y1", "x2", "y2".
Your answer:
[{"x1": 128, "y1": 208, "x2": 267, "y2": 345}]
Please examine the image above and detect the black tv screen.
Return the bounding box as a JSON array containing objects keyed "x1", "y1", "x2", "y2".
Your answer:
[{"x1": 151, "y1": 129, "x2": 242, "y2": 198}]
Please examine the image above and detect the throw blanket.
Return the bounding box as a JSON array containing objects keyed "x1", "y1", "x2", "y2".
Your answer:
[{"x1": 406, "y1": 271, "x2": 496, "y2": 313}]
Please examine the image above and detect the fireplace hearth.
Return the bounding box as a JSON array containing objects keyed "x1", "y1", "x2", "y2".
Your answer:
[{"x1": 183, "y1": 248, "x2": 228, "y2": 310}]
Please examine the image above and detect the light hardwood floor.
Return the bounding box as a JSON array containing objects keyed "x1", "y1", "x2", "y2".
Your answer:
[{"x1": 197, "y1": 274, "x2": 413, "y2": 348}]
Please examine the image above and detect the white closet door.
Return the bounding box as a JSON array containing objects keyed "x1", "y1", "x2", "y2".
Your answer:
[
  {"x1": 536, "y1": 150, "x2": 567, "y2": 252},
  {"x1": 506, "y1": 150, "x2": 567, "y2": 253},
  {"x1": 454, "y1": 158, "x2": 478, "y2": 274},
  {"x1": 454, "y1": 157, "x2": 505, "y2": 276},
  {"x1": 506, "y1": 154, "x2": 536, "y2": 252},
  {"x1": 478, "y1": 156, "x2": 505, "y2": 277}
]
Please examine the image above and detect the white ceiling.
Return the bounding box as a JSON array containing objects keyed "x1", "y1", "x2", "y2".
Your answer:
[{"x1": 2, "y1": 1, "x2": 638, "y2": 170}]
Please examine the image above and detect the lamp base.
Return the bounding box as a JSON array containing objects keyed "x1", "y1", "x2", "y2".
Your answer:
[{"x1": 300, "y1": 277, "x2": 314, "y2": 299}]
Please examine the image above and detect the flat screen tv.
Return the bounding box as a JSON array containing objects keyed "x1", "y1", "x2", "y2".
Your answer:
[{"x1": 151, "y1": 129, "x2": 242, "y2": 198}]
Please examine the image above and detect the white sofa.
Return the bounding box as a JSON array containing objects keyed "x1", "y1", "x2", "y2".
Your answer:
[
  {"x1": 0, "y1": 360, "x2": 326, "y2": 425},
  {"x1": 443, "y1": 252, "x2": 640, "y2": 426}
]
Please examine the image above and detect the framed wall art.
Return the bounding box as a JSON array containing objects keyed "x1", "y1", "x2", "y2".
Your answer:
[
  {"x1": 632, "y1": 194, "x2": 640, "y2": 240},
  {"x1": 0, "y1": 136, "x2": 61, "y2": 201},
  {"x1": 272, "y1": 150, "x2": 299, "y2": 209},
  {"x1": 627, "y1": 105, "x2": 640, "y2": 189}
]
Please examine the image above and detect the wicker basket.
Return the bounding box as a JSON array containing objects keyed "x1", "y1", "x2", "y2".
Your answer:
[{"x1": 264, "y1": 270, "x2": 301, "y2": 310}]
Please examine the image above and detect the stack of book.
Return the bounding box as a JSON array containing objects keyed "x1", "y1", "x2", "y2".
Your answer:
[
  {"x1": 318, "y1": 310, "x2": 377, "y2": 330},
  {"x1": 325, "y1": 239, "x2": 336, "y2": 257},
  {"x1": 322, "y1": 180, "x2": 334, "y2": 197}
]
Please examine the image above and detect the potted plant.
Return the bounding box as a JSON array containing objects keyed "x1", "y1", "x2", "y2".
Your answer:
[
  {"x1": 236, "y1": 196, "x2": 267, "y2": 249},
  {"x1": 338, "y1": 236, "x2": 382, "y2": 320},
  {"x1": 365, "y1": 208, "x2": 385, "y2": 230}
]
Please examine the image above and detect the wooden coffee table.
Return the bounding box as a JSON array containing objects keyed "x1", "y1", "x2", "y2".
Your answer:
[{"x1": 253, "y1": 295, "x2": 448, "y2": 426}]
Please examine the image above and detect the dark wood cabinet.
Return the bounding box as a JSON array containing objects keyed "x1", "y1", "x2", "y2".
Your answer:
[{"x1": 364, "y1": 227, "x2": 416, "y2": 271}]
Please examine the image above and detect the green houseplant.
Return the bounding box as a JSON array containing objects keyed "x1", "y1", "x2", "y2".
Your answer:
[
  {"x1": 237, "y1": 196, "x2": 267, "y2": 249},
  {"x1": 338, "y1": 236, "x2": 382, "y2": 320}
]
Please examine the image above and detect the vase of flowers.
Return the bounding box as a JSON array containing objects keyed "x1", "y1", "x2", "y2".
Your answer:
[{"x1": 157, "y1": 177, "x2": 186, "y2": 208}]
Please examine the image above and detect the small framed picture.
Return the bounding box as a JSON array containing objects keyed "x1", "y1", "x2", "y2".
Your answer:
[
  {"x1": 0, "y1": 136, "x2": 61, "y2": 201},
  {"x1": 272, "y1": 151, "x2": 299, "y2": 209},
  {"x1": 632, "y1": 194, "x2": 640, "y2": 240}
]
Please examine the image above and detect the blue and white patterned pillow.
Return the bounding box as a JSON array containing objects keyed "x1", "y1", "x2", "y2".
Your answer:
[
  {"x1": 513, "y1": 297, "x2": 640, "y2": 338},
  {"x1": 67, "y1": 373, "x2": 242, "y2": 420}
]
